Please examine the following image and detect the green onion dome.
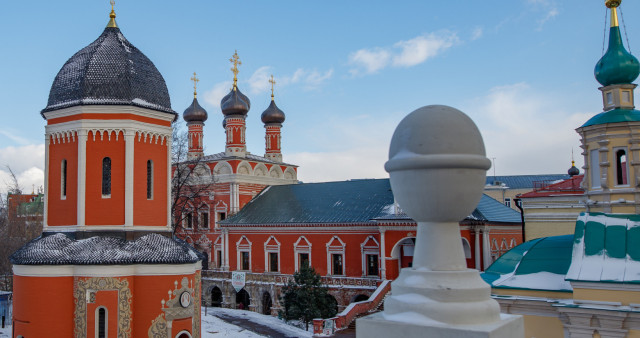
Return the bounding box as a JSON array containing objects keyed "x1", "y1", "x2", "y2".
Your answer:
[{"x1": 595, "y1": 25, "x2": 640, "y2": 86}]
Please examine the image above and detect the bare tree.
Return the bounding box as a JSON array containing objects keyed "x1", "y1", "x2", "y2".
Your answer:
[
  {"x1": 170, "y1": 124, "x2": 216, "y2": 237},
  {"x1": 0, "y1": 166, "x2": 44, "y2": 291}
]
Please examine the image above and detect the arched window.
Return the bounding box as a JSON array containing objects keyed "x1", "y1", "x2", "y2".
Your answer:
[
  {"x1": 61, "y1": 159, "x2": 67, "y2": 199},
  {"x1": 147, "y1": 160, "x2": 153, "y2": 199},
  {"x1": 96, "y1": 307, "x2": 107, "y2": 338},
  {"x1": 615, "y1": 148, "x2": 628, "y2": 185},
  {"x1": 102, "y1": 157, "x2": 111, "y2": 196}
]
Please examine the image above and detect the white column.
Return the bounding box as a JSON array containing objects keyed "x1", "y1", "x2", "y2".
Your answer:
[
  {"x1": 380, "y1": 228, "x2": 387, "y2": 280},
  {"x1": 124, "y1": 130, "x2": 134, "y2": 227},
  {"x1": 43, "y1": 134, "x2": 50, "y2": 228},
  {"x1": 483, "y1": 228, "x2": 492, "y2": 270},
  {"x1": 166, "y1": 135, "x2": 172, "y2": 229},
  {"x1": 77, "y1": 129, "x2": 88, "y2": 227},
  {"x1": 224, "y1": 229, "x2": 230, "y2": 270},
  {"x1": 474, "y1": 227, "x2": 481, "y2": 270}
]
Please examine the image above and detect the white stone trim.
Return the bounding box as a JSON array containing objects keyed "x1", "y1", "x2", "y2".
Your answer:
[
  {"x1": 294, "y1": 236, "x2": 312, "y2": 271},
  {"x1": 263, "y1": 236, "x2": 281, "y2": 272},
  {"x1": 166, "y1": 135, "x2": 172, "y2": 228},
  {"x1": 42, "y1": 104, "x2": 175, "y2": 123},
  {"x1": 125, "y1": 130, "x2": 134, "y2": 227},
  {"x1": 571, "y1": 281, "x2": 640, "y2": 292},
  {"x1": 13, "y1": 263, "x2": 201, "y2": 277},
  {"x1": 95, "y1": 306, "x2": 108, "y2": 338},
  {"x1": 326, "y1": 236, "x2": 346, "y2": 276},
  {"x1": 77, "y1": 130, "x2": 87, "y2": 227},
  {"x1": 44, "y1": 136, "x2": 50, "y2": 227},
  {"x1": 236, "y1": 235, "x2": 252, "y2": 271},
  {"x1": 361, "y1": 236, "x2": 380, "y2": 277},
  {"x1": 175, "y1": 331, "x2": 192, "y2": 338}
]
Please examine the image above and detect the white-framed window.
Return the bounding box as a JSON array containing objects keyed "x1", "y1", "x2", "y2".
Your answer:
[
  {"x1": 214, "y1": 235, "x2": 223, "y2": 269},
  {"x1": 294, "y1": 236, "x2": 312, "y2": 271},
  {"x1": 326, "y1": 236, "x2": 346, "y2": 276},
  {"x1": 236, "y1": 236, "x2": 252, "y2": 271},
  {"x1": 183, "y1": 204, "x2": 194, "y2": 229},
  {"x1": 95, "y1": 306, "x2": 108, "y2": 338},
  {"x1": 590, "y1": 149, "x2": 601, "y2": 189},
  {"x1": 199, "y1": 203, "x2": 210, "y2": 229},
  {"x1": 214, "y1": 200, "x2": 228, "y2": 229},
  {"x1": 264, "y1": 236, "x2": 281, "y2": 273},
  {"x1": 614, "y1": 147, "x2": 629, "y2": 186},
  {"x1": 504, "y1": 198, "x2": 511, "y2": 207},
  {"x1": 360, "y1": 236, "x2": 380, "y2": 277}
]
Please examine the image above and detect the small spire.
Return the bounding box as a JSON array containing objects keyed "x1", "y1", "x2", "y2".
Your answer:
[
  {"x1": 229, "y1": 50, "x2": 241, "y2": 91},
  {"x1": 190, "y1": 72, "x2": 199, "y2": 98},
  {"x1": 107, "y1": 0, "x2": 118, "y2": 28},
  {"x1": 606, "y1": 0, "x2": 620, "y2": 27},
  {"x1": 269, "y1": 74, "x2": 276, "y2": 101}
]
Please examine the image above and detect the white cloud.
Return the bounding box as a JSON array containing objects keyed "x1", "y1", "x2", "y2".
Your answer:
[
  {"x1": 349, "y1": 31, "x2": 458, "y2": 75},
  {"x1": 348, "y1": 48, "x2": 391, "y2": 74},
  {"x1": 247, "y1": 66, "x2": 272, "y2": 94},
  {"x1": 464, "y1": 83, "x2": 591, "y2": 175},
  {"x1": 527, "y1": 0, "x2": 559, "y2": 30},
  {"x1": 0, "y1": 144, "x2": 45, "y2": 193},
  {"x1": 471, "y1": 27, "x2": 484, "y2": 41},
  {"x1": 203, "y1": 81, "x2": 233, "y2": 108}
]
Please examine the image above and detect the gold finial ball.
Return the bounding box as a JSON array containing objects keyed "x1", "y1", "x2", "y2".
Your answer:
[{"x1": 606, "y1": 0, "x2": 621, "y2": 8}]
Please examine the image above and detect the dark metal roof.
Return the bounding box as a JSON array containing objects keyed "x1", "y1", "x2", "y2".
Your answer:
[
  {"x1": 42, "y1": 26, "x2": 175, "y2": 116},
  {"x1": 221, "y1": 179, "x2": 522, "y2": 226},
  {"x1": 221, "y1": 87, "x2": 250, "y2": 116},
  {"x1": 10, "y1": 233, "x2": 202, "y2": 265},
  {"x1": 485, "y1": 175, "x2": 569, "y2": 189},
  {"x1": 261, "y1": 100, "x2": 285, "y2": 124},
  {"x1": 183, "y1": 97, "x2": 208, "y2": 123}
]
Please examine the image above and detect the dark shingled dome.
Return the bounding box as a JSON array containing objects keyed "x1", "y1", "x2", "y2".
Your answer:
[
  {"x1": 42, "y1": 26, "x2": 175, "y2": 116},
  {"x1": 261, "y1": 100, "x2": 286, "y2": 124},
  {"x1": 10, "y1": 233, "x2": 202, "y2": 265},
  {"x1": 183, "y1": 97, "x2": 208, "y2": 123},
  {"x1": 221, "y1": 87, "x2": 250, "y2": 116}
]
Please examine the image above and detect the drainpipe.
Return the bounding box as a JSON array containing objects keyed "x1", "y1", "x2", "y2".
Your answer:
[{"x1": 513, "y1": 198, "x2": 525, "y2": 243}]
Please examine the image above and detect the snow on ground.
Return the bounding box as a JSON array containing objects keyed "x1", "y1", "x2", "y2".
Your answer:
[
  {"x1": 0, "y1": 307, "x2": 312, "y2": 338},
  {"x1": 203, "y1": 306, "x2": 313, "y2": 338}
]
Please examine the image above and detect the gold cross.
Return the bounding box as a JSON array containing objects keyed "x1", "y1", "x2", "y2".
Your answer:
[
  {"x1": 269, "y1": 75, "x2": 276, "y2": 100},
  {"x1": 110, "y1": 0, "x2": 115, "y2": 10},
  {"x1": 229, "y1": 50, "x2": 241, "y2": 89},
  {"x1": 190, "y1": 72, "x2": 199, "y2": 98}
]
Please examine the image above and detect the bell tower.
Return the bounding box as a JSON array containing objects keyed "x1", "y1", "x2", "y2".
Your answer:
[
  {"x1": 577, "y1": 0, "x2": 640, "y2": 213},
  {"x1": 184, "y1": 72, "x2": 208, "y2": 160},
  {"x1": 261, "y1": 74, "x2": 286, "y2": 163}
]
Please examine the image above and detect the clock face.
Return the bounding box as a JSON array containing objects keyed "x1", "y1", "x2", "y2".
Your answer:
[{"x1": 180, "y1": 291, "x2": 191, "y2": 308}]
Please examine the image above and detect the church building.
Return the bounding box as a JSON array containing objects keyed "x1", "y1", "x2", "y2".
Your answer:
[
  {"x1": 483, "y1": 1, "x2": 640, "y2": 337},
  {"x1": 10, "y1": 5, "x2": 202, "y2": 338}
]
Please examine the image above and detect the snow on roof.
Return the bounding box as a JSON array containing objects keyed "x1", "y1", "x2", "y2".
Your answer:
[
  {"x1": 10, "y1": 232, "x2": 202, "y2": 265},
  {"x1": 566, "y1": 212, "x2": 640, "y2": 284}
]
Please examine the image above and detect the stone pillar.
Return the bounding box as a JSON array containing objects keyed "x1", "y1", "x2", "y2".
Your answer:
[{"x1": 356, "y1": 105, "x2": 523, "y2": 338}]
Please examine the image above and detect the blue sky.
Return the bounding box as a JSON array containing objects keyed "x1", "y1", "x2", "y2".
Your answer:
[{"x1": 1, "y1": 0, "x2": 638, "y2": 191}]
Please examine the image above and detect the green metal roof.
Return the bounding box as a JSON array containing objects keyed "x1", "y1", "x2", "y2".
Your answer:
[
  {"x1": 580, "y1": 108, "x2": 640, "y2": 127},
  {"x1": 221, "y1": 179, "x2": 521, "y2": 226},
  {"x1": 594, "y1": 26, "x2": 640, "y2": 87},
  {"x1": 566, "y1": 212, "x2": 640, "y2": 283},
  {"x1": 222, "y1": 179, "x2": 394, "y2": 225},
  {"x1": 17, "y1": 194, "x2": 44, "y2": 216},
  {"x1": 482, "y1": 235, "x2": 574, "y2": 291}
]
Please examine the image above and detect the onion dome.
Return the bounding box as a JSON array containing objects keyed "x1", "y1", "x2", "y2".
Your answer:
[
  {"x1": 594, "y1": 3, "x2": 640, "y2": 86},
  {"x1": 220, "y1": 87, "x2": 250, "y2": 116},
  {"x1": 261, "y1": 100, "x2": 286, "y2": 124},
  {"x1": 183, "y1": 98, "x2": 208, "y2": 123},
  {"x1": 41, "y1": 11, "x2": 174, "y2": 116},
  {"x1": 568, "y1": 161, "x2": 579, "y2": 177}
]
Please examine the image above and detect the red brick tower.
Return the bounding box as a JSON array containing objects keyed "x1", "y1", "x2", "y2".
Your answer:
[
  {"x1": 261, "y1": 75, "x2": 286, "y2": 163},
  {"x1": 184, "y1": 72, "x2": 208, "y2": 160},
  {"x1": 11, "y1": 5, "x2": 202, "y2": 337}
]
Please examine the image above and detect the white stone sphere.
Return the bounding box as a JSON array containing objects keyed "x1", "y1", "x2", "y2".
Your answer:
[{"x1": 385, "y1": 105, "x2": 491, "y2": 222}]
